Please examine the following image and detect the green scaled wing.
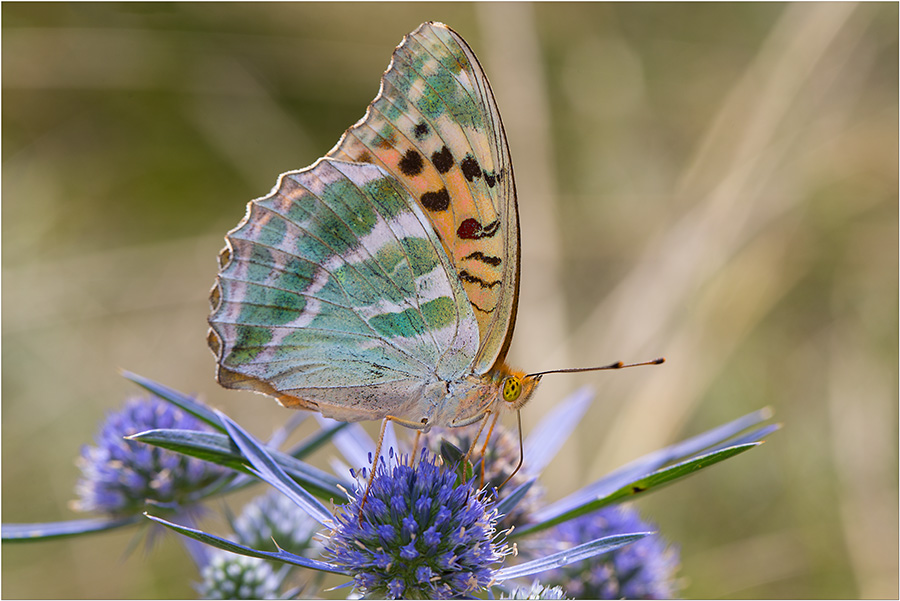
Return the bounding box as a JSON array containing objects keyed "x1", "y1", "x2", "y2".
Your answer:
[{"x1": 208, "y1": 159, "x2": 479, "y2": 423}]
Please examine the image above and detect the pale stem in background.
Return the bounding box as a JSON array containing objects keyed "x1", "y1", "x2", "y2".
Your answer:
[
  {"x1": 476, "y1": 3, "x2": 578, "y2": 489},
  {"x1": 564, "y1": 3, "x2": 858, "y2": 462}
]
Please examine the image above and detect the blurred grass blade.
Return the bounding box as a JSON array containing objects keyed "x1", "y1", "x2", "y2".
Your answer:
[
  {"x1": 548, "y1": 409, "x2": 775, "y2": 518},
  {"x1": 121, "y1": 371, "x2": 222, "y2": 431},
  {"x1": 523, "y1": 386, "x2": 594, "y2": 473},
  {"x1": 709, "y1": 423, "x2": 781, "y2": 451},
  {"x1": 287, "y1": 421, "x2": 350, "y2": 460},
  {"x1": 494, "y1": 532, "x2": 651, "y2": 581},
  {"x1": 494, "y1": 477, "x2": 537, "y2": 520},
  {"x1": 315, "y1": 416, "x2": 374, "y2": 470},
  {"x1": 267, "y1": 411, "x2": 309, "y2": 449},
  {"x1": 217, "y1": 410, "x2": 334, "y2": 527},
  {"x1": 516, "y1": 443, "x2": 760, "y2": 538},
  {"x1": 130, "y1": 428, "x2": 348, "y2": 502},
  {"x1": 2, "y1": 516, "x2": 141, "y2": 541},
  {"x1": 144, "y1": 513, "x2": 347, "y2": 574}
]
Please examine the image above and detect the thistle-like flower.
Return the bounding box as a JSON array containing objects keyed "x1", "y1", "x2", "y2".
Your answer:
[
  {"x1": 324, "y1": 450, "x2": 509, "y2": 599},
  {"x1": 539, "y1": 504, "x2": 680, "y2": 599},
  {"x1": 71, "y1": 394, "x2": 224, "y2": 515},
  {"x1": 4, "y1": 371, "x2": 772, "y2": 601},
  {"x1": 420, "y1": 422, "x2": 545, "y2": 528},
  {"x1": 197, "y1": 551, "x2": 282, "y2": 600},
  {"x1": 134, "y1": 383, "x2": 772, "y2": 601},
  {"x1": 232, "y1": 488, "x2": 322, "y2": 557},
  {"x1": 193, "y1": 489, "x2": 322, "y2": 598}
]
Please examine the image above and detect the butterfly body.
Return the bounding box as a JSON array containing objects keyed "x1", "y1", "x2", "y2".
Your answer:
[{"x1": 208, "y1": 22, "x2": 540, "y2": 431}]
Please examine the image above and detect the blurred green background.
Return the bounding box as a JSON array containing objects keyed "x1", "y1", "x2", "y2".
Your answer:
[{"x1": 3, "y1": 3, "x2": 897, "y2": 598}]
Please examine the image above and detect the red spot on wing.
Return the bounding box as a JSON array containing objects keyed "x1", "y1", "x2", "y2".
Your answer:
[
  {"x1": 457, "y1": 218, "x2": 480, "y2": 239},
  {"x1": 457, "y1": 218, "x2": 500, "y2": 240}
]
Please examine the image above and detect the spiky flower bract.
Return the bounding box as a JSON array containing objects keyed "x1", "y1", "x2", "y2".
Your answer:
[
  {"x1": 540, "y1": 504, "x2": 680, "y2": 599},
  {"x1": 232, "y1": 489, "x2": 322, "y2": 557},
  {"x1": 501, "y1": 580, "x2": 570, "y2": 599},
  {"x1": 421, "y1": 422, "x2": 545, "y2": 528},
  {"x1": 72, "y1": 394, "x2": 225, "y2": 515},
  {"x1": 197, "y1": 551, "x2": 282, "y2": 600},
  {"x1": 325, "y1": 450, "x2": 508, "y2": 599}
]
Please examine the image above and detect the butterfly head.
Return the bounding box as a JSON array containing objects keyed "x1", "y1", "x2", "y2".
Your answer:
[{"x1": 499, "y1": 370, "x2": 541, "y2": 411}]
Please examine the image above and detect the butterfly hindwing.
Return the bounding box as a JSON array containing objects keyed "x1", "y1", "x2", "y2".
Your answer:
[
  {"x1": 327, "y1": 22, "x2": 519, "y2": 374},
  {"x1": 208, "y1": 158, "x2": 480, "y2": 423}
]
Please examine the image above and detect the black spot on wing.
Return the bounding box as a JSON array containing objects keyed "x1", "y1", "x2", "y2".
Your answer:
[
  {"x1": 399, "y1": 149, "x2": 424, "y2": 177},
  {"x1": 421, "y1": 188, "x2": 450, "y2": 211},
  {"x1": 414, "y1": 121, "x2": 429, "y2": 139},
  {"x1": 461, "y1": 155, "x2": 481, "y2": 182},
  {"x1": 431, "y1": 146, "x2": 454, "y2": 174}
]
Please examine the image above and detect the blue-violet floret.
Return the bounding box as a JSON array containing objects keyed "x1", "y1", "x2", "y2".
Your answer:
[
  {"x1": 540, "y1": 504, "x2": 680, "y2": 599},
  {"x1": 72, "y1": 395, "x2": 224, "y2": 515},
  {"x1": 325, "y1": 450, "x2": 509, "y2": 599}
]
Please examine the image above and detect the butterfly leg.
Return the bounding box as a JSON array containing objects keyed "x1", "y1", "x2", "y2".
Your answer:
[
  {"x1": 410, "y1": 430, "x2": 423, "y2": 468},
  {"x1": 477, "y1": 411, "x2": 502, "y2": 488},
  {"x1": 358, "y1": 414, "x2": 427, "y2": 522},
  {"x1": 462, "y1": 411, "x2": 498, "y2": 488},
  {"x1": 359, "y1": 416, "x2": 393, "y2": 523}
]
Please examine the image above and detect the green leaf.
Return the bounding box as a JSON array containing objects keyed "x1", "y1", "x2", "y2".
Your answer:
[
  {"x1": 217, "y1": 410, "x2": 335, "y2": 528},
  {"x1": 120, "y1": 371, "x2": 222, "y2": 431},
  {"x1": 439, "y1": 439, "x2": 466, "y2": 466},
  {"x1": 519, "y1": 408, "x2": 777, "y2": 539},
  {"x1": 129, "y1": 428, "x2": 348, "y2": 502},
  {"x1": 144, "y1": 513, "x2": 347, "y2": 574},
  {"x1": 513, "y1": 443, "x2": 760, "y2": 538}
]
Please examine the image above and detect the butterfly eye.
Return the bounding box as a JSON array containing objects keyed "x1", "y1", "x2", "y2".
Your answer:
[{"x1": 501, "y1": 377, "x2": 522, "y2": 403}]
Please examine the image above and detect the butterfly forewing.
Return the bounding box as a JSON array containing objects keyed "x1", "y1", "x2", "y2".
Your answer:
[
  {"x1": 208, "y1": 158, "x2": 480, "y2": 423},
  {"x1": 327, "y1": 22, "x2": 519, "y2": 374}
]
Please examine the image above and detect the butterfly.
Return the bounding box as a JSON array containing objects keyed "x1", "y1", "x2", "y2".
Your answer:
[{"x1": 207, "y1": 22, "x2": 661, "y2": 467}]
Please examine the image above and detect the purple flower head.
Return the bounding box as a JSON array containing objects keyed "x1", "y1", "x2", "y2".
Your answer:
[
  {"x1": 541, "y1": 504, "x2": 680, "y2": 599},
  {"x1": 72, "y1": 394, "x2": 225, "y2": 516},
  {"x1": 325, "y1": 450, "x2": 509, "y2": 599},
  {"x1": 420, "y1": 422, "x2": 545, "y2": 528}
]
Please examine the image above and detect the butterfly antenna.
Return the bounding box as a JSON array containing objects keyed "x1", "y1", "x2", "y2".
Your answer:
[
  {"x1": 498, "y1": 409, "x2": 524, "y2": 490},
  {"x1": 525, "y1": 357, "x2": 665, "y2": 379}
]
